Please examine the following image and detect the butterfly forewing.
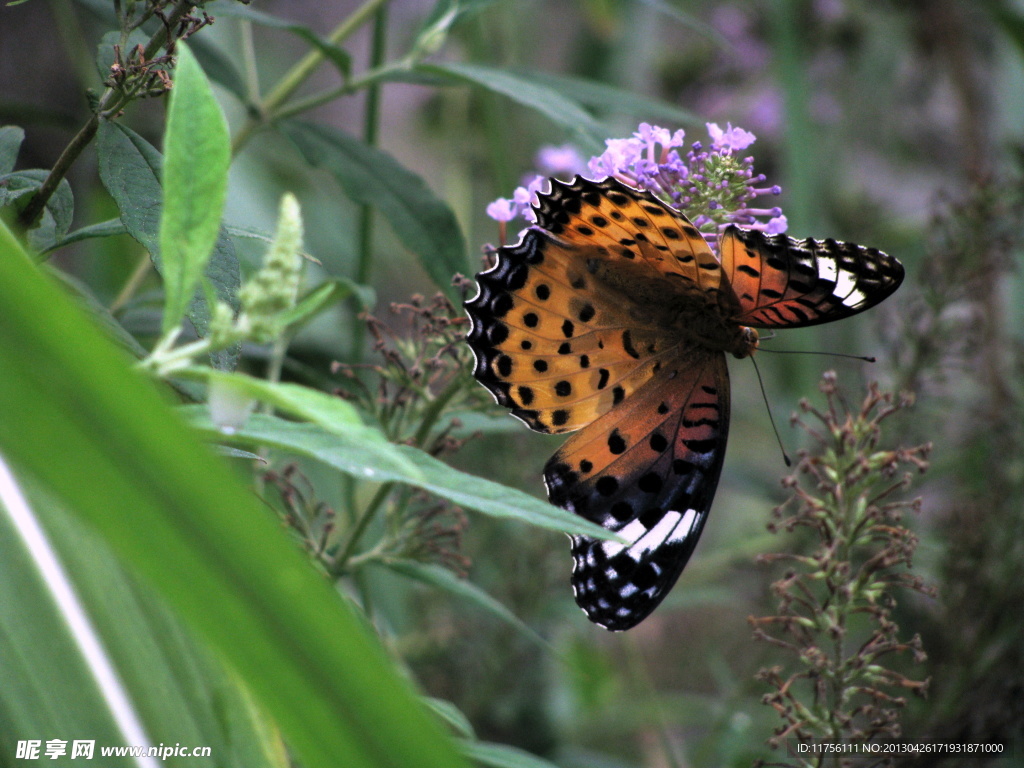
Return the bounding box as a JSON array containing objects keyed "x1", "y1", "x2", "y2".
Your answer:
[
  {"x1": 466, "y1": 177, "x2": 725, "y2": 436},
  {"x1": 534, "y1": 177, "x2": 730, "y2": 300},
  {"x1": 544, "y1": 348, "x2": 730, "y2": 630},
  {"x1": 719, "y1": 226, "x2": 904, "y2": 328}
]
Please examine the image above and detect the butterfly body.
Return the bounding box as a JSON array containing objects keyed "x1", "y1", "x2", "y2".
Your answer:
[{"x1": 466, "y1": 176, "x2": 903, "y2": 631}]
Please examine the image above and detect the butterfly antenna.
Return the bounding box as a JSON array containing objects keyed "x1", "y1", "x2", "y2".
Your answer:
[
  {"x1": 750, "y1": 355, "x2": 792, "y2": 467},
  {"x1": 758, "y1": 347, "x2": 876, "y2": 363}
]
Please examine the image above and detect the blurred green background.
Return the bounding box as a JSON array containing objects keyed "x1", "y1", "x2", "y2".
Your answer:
[{"x1": 1, "y1": 1, "x2": 1022, "y2": 766}]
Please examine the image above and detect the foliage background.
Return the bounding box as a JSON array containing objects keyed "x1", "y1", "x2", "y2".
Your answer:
[{"x1": 1, "y1": 0, "x2": 1022, "y2": 766}]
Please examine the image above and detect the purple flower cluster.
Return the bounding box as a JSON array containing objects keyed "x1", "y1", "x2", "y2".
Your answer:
[{"x1": 487, "y1": 122, "x2": 786, "y2": 249}]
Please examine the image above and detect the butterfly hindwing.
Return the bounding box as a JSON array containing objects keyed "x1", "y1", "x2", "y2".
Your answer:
[
  {"x1": 544, "y1": 348, "x2": 730, "y2": 630},
  {"x1": 719, "y1": 226, "x2": 904, "y2": 329}
]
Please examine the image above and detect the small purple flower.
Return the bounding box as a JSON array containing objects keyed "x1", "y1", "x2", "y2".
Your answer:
[
  {"x1": 486, "y1": 122, "x2": 786, "y2": 247},
  {"x1": 486, "y1": 198, "x2": 517, "y2": 222},
  {"x1": 634, "y1": 123, "x2": 686, "y2": 160},
  {"x1": 765, "y1": 215, "x2": 788, "y2": 234},
  {"x1": 707, "y1": 122, "x2": 756, "y2": 151},
  {"x1": 588, "y1": 137, "x2": 644, "y2": 179},
  {"x1": 536, "y1": 144, "x2": 587, "y2": 176}
]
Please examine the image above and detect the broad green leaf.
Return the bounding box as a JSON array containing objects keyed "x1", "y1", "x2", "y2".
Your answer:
[
  {"x1": 283, "y1": 121, "x2": 467, "y2": 294},
  {"x1": 0, "y1": 481, "x2": 287, "y2": 767},
  {"x1": 159, "y1": 43, "x2": 231, "y2": 335},
  {"x1": 373, "y1": 560, "x2": 550, "y2": 649},
  {"x1": 0, "y1": 169, "x2": 42, "y2": 208},
  {"x1": 417, "y1": 62, "x2": 605, "y2": 147},
  {"x1": 513, "y1": 69, "x2": 703, "y2": 129},
  {"x1": 0, "y1": 125, "x2": 24, "y2": 175},
  {"x1": 186, "y1": 410, "x2": 615, "y2": 540},
  {"x1": 0, "y1": 219, "x2": 469, "y2": 768},
  {"x1": 458, "y1": 741, "x2": 564, "y2": 768},
  {"x1": 0, "y1": 480, "x2": 126, "y2": 757},
  {"x1": 96, "y1": 120, "x2": 240, "y2": 368}
]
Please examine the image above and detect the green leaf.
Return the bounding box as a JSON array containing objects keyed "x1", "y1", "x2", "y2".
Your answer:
[
  {"x1": 96, "y1": 120, "x2": 240, "y2": 369},
  {"x1": 159, "y1": 43, "x2": 231, "y2": 335},
  {"x1": 0, "y1": 218, "x2": 469, "y2": 768},
  {"x1": 458, "y1": 741, "x2": 564, "y2": 768},
  {"x1": 42, "y1": 217, "x2": 127, "y2": 253},
  {"x1": 633, "y1": 0, "x2": 729, "y2": 46},
  {"x1": 278, "y1": 279, "x2": 360, "y2": 330},
  {"x1": 186, "y1": 370, "x2": 365, "y2": 429},
  {"x1": 283, "y1": 121, "x2": 467, "y2": 294},
  {"x1": 423, "y1": 698, "x2": 476, "y2": 739},
  {"x1": 512, "y1": 69, "x2": 703, "y2": 128},
  {"x1": 417, "y1": 62, "x2": 605, "y2": 147},
  {"x1": 0, "y1": 125, "x2": 24, "y2": 175},
  {"x1": 374, "y1": 560, "x2": 550, "y2": 649},
  {"x1": 46, "y1": 268, "x2": 150, "y2": 360},
  {"x1": 0, "y1": 483, "x2": 288, "y2": 767},
  {"x1": 186, "y1": 410, "x2": 615, "y2": 540},
  {"x1": 0, "y1": 169, "x2": 75, "y2": 252}
]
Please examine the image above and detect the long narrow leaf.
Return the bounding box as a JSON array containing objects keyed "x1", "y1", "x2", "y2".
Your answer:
[
  {"x1": 512, "y1": 69, "x2": 703, "y2": 128},
  {"x1": 417, "y1": 62, "x2": 605, "y2": 147},
  {"x1": 0, "y1": 480, "x2": 288, "y2": 767},
  {"x1": 374, "y1": 560, "x2": 550, "y2": 649},
  {"x1": 0, "y1": 220, "x2": 468, "y2": 768},
  {"x1": 185, "y1": 409, "x2": 616, "y2": 540}
]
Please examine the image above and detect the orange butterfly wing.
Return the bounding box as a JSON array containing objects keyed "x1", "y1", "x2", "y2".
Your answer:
[{"x1": 719, "y1": 226, "x2": 904, "y2": 328}]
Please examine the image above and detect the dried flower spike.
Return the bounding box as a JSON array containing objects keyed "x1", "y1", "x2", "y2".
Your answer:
[{"x1": 751, "y1": 372, "x2": 933, "y2": 767}]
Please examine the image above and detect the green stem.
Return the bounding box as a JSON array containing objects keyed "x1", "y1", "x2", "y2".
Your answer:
[
  {"x1": 334, "y1": 481, "x2": 394, "y2": 574},
  {"x1": 333, "y1": 376, "x2": 460, "y2": 573},
  {"x1": 269, "y1": 62, "x2": 406, "y2": 123},
  {"x1": 17, "y1": 0, "x2": 198, "y2": 231},
  {"x1": 766, "y1": 0, "x2": 816, "y2": 234},
  {"x1": 17, "y1": 113, "x2": 100, "y2": 234},
  {"x1": 109, "y1": 252, "x2": 153, "y2": 314},
  {"x1": 350, "y1": 4, "x2": 389, "y2": 364},
  {"x1": 411, "y1": 377, "x2": 462, "y2": 450},
  {"x1": 239, "y1": 17, "x2": 261, "y2": 105},
  {"x1": 231, "y1": 0, "x2": 390, "y2": 155}
]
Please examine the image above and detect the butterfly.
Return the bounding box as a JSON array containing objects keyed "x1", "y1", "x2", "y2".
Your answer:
[{"x1": 465, "y1": 176, "x2": 904, "y2": 631}]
